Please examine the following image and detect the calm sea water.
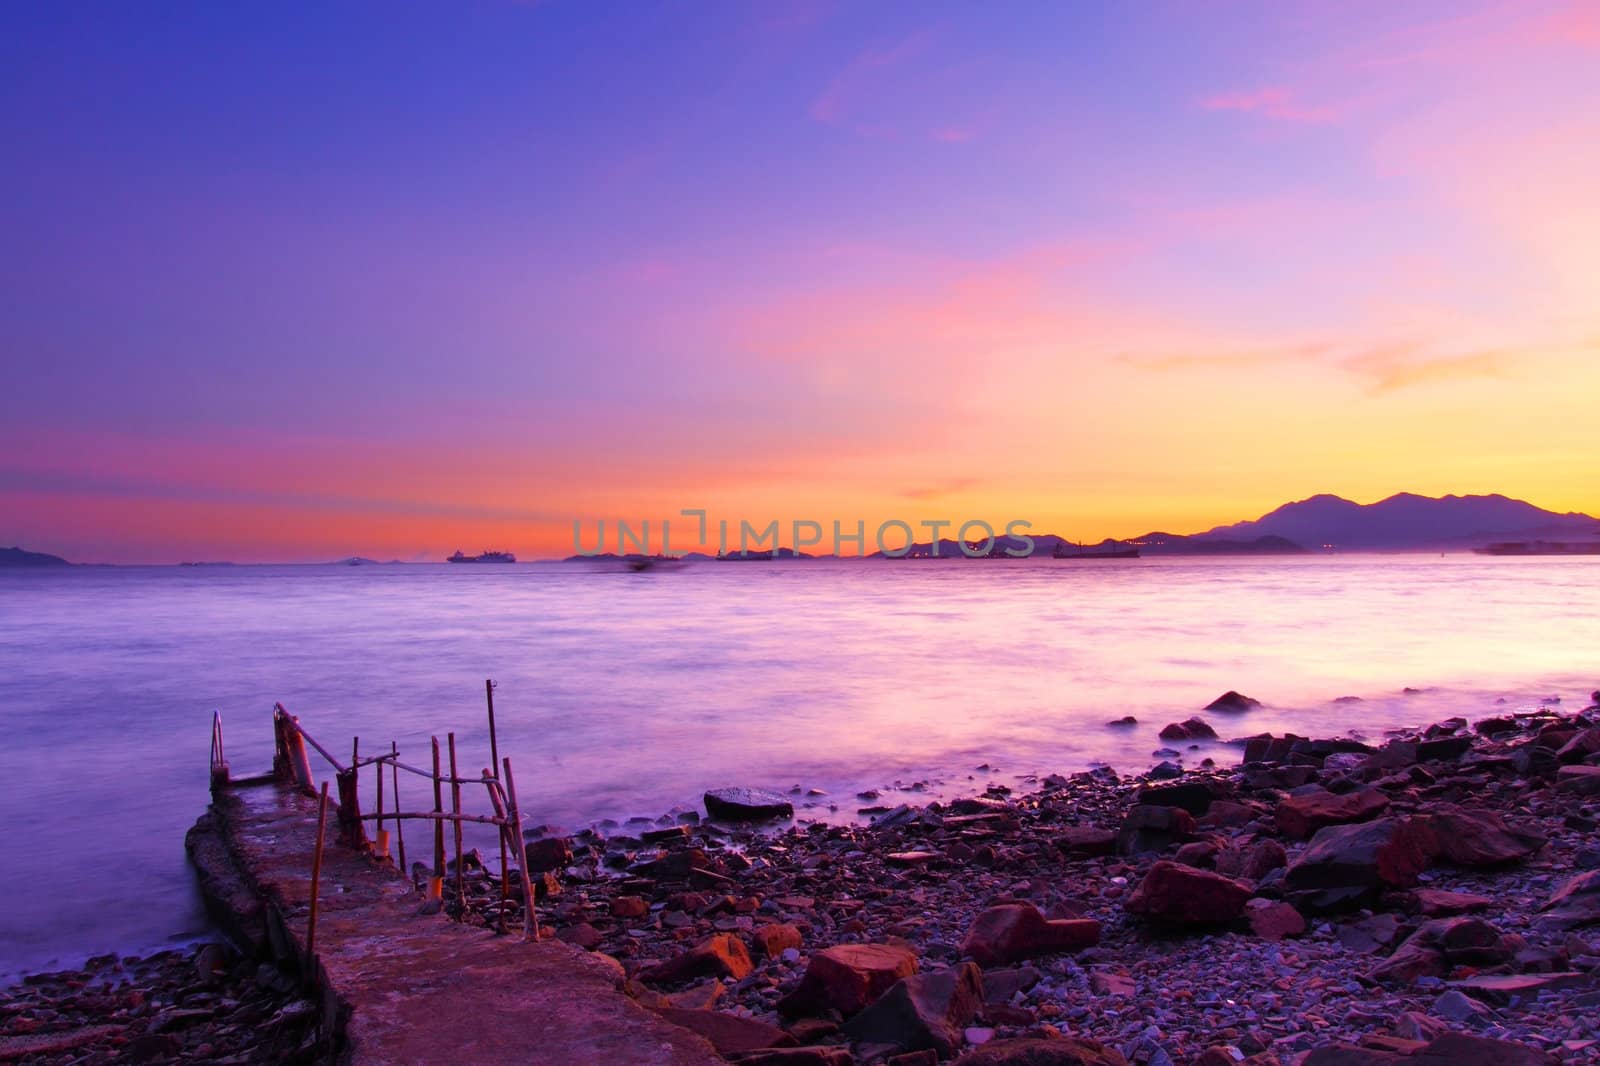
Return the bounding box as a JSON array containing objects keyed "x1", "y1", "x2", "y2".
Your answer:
[{"x1": 1, "y1": 555, "x2": 1596, "y2": 981}]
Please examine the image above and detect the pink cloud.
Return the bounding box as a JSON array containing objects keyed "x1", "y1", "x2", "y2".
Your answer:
[{"x1": 1198, "y1": 86, "x2": 1339, "y2": 124}]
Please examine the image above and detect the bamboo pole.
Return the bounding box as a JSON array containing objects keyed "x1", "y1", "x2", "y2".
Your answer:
[
  {"x1": 375, "y1": 735, "x2": 389, "y2": 860},
  {"x1": 307, "y1": 781, "x2": 330, "y2": 957},
  {"x1": 448, "y1": 732, "x2": 465, "y2": 912},
  {"x1": 484, "y1": 770, "x2": 509, "y2": 934},
  {"x1": 502, "y1": 757, "x2": 538, "y2": 940},
  {"x1": 428, "y1": 736, "x2": 444, "y2": 903},
  {"x1": 485, "y1": 680, "x2": 508, "y2": 924},
  {"x1": 390, "y1": 742, "x2": 406, "y2": 874}
]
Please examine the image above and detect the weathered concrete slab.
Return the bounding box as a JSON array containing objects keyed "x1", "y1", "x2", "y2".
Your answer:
[{"x1": 194, "y1": 780, "x2": 722, "y2": 1065}]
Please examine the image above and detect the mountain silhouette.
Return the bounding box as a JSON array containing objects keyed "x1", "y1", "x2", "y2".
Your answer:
[{"x1": 1183, "y1": 493, "x2": 1599, "y2": 550}]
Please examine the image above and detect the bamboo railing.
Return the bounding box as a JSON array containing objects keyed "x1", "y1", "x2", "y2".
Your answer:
[{"x1": 220, "y1": 682, "x2": 542, "y2": 959}]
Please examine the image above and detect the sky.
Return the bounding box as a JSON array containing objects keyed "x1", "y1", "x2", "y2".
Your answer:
[{"x1": 3, "y1": 1, "x2": 1600, "y2": 562}]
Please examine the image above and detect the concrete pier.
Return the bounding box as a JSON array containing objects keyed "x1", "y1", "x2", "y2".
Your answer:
[{"x1": 188, "y1": 778, "x2": 722, "y2": 1065}]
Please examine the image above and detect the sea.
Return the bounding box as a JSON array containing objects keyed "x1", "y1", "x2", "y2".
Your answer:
[{"x1": 1, "y1": 554, "x2": 1596, "y2": 982}]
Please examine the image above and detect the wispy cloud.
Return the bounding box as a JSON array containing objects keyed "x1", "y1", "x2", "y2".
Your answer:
[
  {"x1": 810, "y1": 29, "x2": 935, "y2": 124},
  {"x1": 1342, "y1": 345, "x2": 1511, "y2": 393},
  {"x1": 1198, "y1": 86, "x2": 1339, "y2": 124},
  {"x1": 901, "y1": 477, "x2": 982, "y2": 501}
]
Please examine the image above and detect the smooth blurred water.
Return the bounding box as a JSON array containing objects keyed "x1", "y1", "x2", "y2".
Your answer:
[{"x1": 1, "y1": 554, "x2": 1597, "y2": 981}]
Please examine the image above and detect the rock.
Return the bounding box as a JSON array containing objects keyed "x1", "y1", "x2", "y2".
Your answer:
[
  {"x1": 779, "y1": 942, "x2": 919, "y2": 1018},
  {"x1": 704, "y1": 787, "x2": 794, "y2": 820},
  {"x1": 1159, "y1": 718, "x2": 1218, "y2": 742},
  {"x1": 654, "y1": 1007, "x2": 794, "y2": 1055},
  {"x1": 1284, "y1": 817, "x2": 1438, "y2": 911},
  {"x1": 556, "y1": 922, "x2": 602, "y2": 950},
  {"x1": 1089, "y1": 969, "x2": 1134, "y2": 996},
  {"x1": 843, "y1": 963, "x2": 983, "y2": 1057},
  {"x1": 1054, "y1": 827, "x2": 1117, "y2": 856},
  {"x1": 1304, "y1": 1033, "x2": 1554, "y2": 1065},
  {"x1": 1557, "y1": 765, "x2": 1600, "y2": 796},
  {"x1": 1137, "y1": 781, "x2": 1222, "y2": 815},
  {"x1": 1126, "y1": 861, "x2": 1253, "y2": 926},
  {"x1": 612, "y1": 895, "x2": 650, "y2": 919},
  {"x1": 955, "y1": 1036, "x2": 1130, "y2": 1065},
  {"x1": 1450, "y1": 971, "x2": 1591, "y2": 1006},
  {"x1": 1117, "y1": 805, "x2": 1196, "y2": 855},
  {"x1": 640, "y1": 933, "x2": 754, "y2": 985},
  {"x1": 1393, "y1": 1010, "x2": 1447, "y2": 1042},
  {"x1": 1206, "y1": 690, "x2": 1261, "y2": 713},
  {"x1": 1371, "y1": 917, "x2": 1508, "y2": 984},
  {"x1": 1556, "y1": 727, "x2": 1600, "y2": 763},
  {"x1": 754, "y1": 923, "x2": 804, "y2": 958},
  {"x1": 525, "y1": 836, "x2": 574, "y2": 872},
  {"x1": 1430, "y1": 988, "x2": 1495, "y2": 1024},
  {"x1": 1414, "y1": 735, "x2": 1473, "y2": 762},
  {"x1": 1245, "y1": 899, "x2": 1305, "y2": 940},
  {"x1": 1275, "y1": 788, "x2": 1390, "y2": 839},
  {"x1": 1539, "y1": 869, "x2": 1600, "y2": 929},
  {"x1": 1215, "y1": 839, "x2": 1287, "y2": 881},
  {"x1": 1339, "y1": 912, "x2": 1402, "y2": 953},
  {"x1": 1406, "y1": 889, "x2": 1492, "y2": 916},
  {"x1": 1198, "y1": 800, "x2": 1260, "y2": 828},
  {"x1": 960, "y1": 903, "x2": 1100, "y2": 966},
  {"x1": 1107, "y1": 716, "x2": 1139, "y2": 727},
  {"x1": 1408, "y1": 1033, "x2": 1555, "y2": 1065},
  {"x1": 733, "y1": 1049, "x2": 854, "y2": 1066},
  {"x1": 1422, "y1": 805, "x2": 1545, "y2": 866}
]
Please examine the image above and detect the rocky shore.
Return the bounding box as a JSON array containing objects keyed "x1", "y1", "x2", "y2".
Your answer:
[
  {"x1": 0, "y1": 943, "x2": 318, "y2": 1064},
  {"x1": 11, "y1": 692, "x2": 1600, "y2": 1065},
  {"x1": 457, "y1": 691, "x2": 1600, "y2": 1065}
]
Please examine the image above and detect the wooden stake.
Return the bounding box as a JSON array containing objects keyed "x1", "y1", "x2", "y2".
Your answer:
[
  {"x1": 307, "y1": 781, "x2": 330, "y2": 957},
  {"x1": 484, "y1": 770, "x2": 508, "y2": 934},
  {"x1": 486, "y1": 680, "x2": 508, "y2": 921},
  {"x1": 502, "y1": 757, "x2": 538, "y2": 940},
  {"x1": 431, "y1": 737, "x2": 445, "y2": 879},
  {"x1": 448, "y1": 732, "x2": 464, "y2": 913},
  {"x1": 391, "y1": 742, "x2": 406, "y2": 874}
]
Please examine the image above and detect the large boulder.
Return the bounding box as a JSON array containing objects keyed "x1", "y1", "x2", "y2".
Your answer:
[
  {"x1": 1276, "y1": 787, "x2": 1390, "y2": 839},
  {"x1": 956, "y1": 1036, "x2": 1129, "y2": 1065},
  {"x1": 703, "y1": 787, "x2": 794, "y2": 820},
  {"x1": 842, "y1": 962, "x2": 983, "y2": 1057},
  {"x1": 960, "y1": 903, "x2": 1100, "y2": 966},
  {"x1": 1284, "y1": 817, "x2": 1438, "y2": 911},
  {"x1": 1126, "y1": 860, "x2": 1253, "y2": 926},
  {"x1": 1422, "y1": 805, "x2": 1545, "y2": 867},
  {"x1": 778, "y1": 942, "x2": 918, "y2": 1017}
]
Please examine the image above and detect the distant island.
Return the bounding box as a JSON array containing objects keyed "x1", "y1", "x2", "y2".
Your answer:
[{"x1": 0, "y1": 546, "x2": 70, "y2": 567}]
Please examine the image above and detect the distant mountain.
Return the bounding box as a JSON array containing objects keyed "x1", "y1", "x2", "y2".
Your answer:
[
  {"x1": 0, "y1": 546, "x2": 69, "y2": 567},
  {"x1": 1186, "y1": 493, "x2": 1599, "y2": 551},
  {"x1": 1134, "y1": 532, "x2": 1307, "y2": 555}
]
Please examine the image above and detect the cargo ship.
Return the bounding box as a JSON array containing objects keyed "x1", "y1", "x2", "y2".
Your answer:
[
  {"x1": 1473, "y1": 541, "x2": 1600, "y2": 556},
  {"x1": 447, "y1": 550, "x2": 517, "y2": 563}
]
